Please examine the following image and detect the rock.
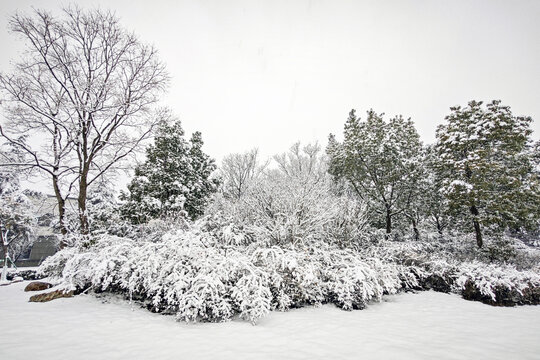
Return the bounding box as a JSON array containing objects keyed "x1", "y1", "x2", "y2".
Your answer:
[
  {"x1": 24, "y1": 281, "x2": 53, "y2": 292},
  {"x1": 29, "y1": 289, "x2": 74, "y2": 302}
]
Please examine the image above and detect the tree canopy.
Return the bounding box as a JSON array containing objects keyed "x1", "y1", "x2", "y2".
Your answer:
[
  {"x1": 327, "y1": 109, "x2": 423, "y2": 235},
  {"x1": 435, "y1": 100, "x2": 540, "y2": 247},
  {"x1": 121, "y1": 119, "x2": 219, "y2": 223},
  {"x1": 0, "y1": 6, "x2": 168, "y2": 236}
]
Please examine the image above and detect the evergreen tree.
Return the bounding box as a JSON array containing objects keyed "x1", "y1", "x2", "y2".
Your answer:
[
  {"x1": 83, "y1": 180, "x2": 130, "y2": 236},
  {"x1": 435, "y1": 100, "x2": 540, "y2": 248},
  {"x1": 327, "y1": 109, "x2": 423, "y2": 236},
  {"x1": 121, "y1": 120, "x2": 219, "y2": 223}
]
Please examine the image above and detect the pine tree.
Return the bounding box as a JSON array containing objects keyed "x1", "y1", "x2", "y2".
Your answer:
[
  {"x1": 435, "y1": 100, "x2": 540, "y2": 248},
  {"x1": 327, "y1": 109, "x2": 423, "y2": 236},
  {"x1": 121, "y1": 120, "x2": 219, "y2": 223}
]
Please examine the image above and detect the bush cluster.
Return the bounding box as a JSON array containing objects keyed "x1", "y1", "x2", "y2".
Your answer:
[
  {"x1": 40, "y1": 222, "x2": 421, "y2": 323},
  {"x1": 39, "y1": 220, "x2": 540, "y2": 323}
]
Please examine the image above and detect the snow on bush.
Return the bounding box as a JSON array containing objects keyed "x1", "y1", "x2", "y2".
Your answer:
[
  {"x1": 39, "y1": 212, "x2": 540, "y2": 324},
  {"x1": 356, "y1": 235, "x2": 540, "y2": 305},
  {"x1": 456, "y1": 261, "x2": 540, "y2": 303},
  {"x1": 207, "y1": 173, "x2": 371, "y2": 250},
  {"x1": 39, "y1": 222, "x2": 424, "y2": 323}
]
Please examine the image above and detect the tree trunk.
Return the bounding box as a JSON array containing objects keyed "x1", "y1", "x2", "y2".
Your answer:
[
  {"x1": 469, "y1": 205, "x2": 483, "y2": 248},
  {"x1": 385, "y1": 206, "x2": 392, "y2": 239},
  {"x1": 412, "y1": 217, "x2": 420, "y2": 241},
  {"x1": 435, "y1": 216, "x2": 443, "y2": 235},
  {"x1": 78, "y1": 175, "x2": 89, "y2": 236},
  {"x1": 1, "y1": 230, "x2": 8, "y2": 282},
  {"x1": 52, "y1": 175, "x2": 67, "y2": 248}
]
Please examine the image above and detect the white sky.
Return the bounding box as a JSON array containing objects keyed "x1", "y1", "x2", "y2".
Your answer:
[{"x1": 1, "y1": 0, "x2": 539, "y2": 165}]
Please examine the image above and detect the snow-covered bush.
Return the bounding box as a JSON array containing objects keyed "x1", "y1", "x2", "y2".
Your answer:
[
  {"x1": 250, "y1": 246, "x2": 326, "y2": 309},
  {"x1": 40, "y1": 152, "x2": 540, "y2": 320},
  {"x1": 40, "y1": 221, "x2": 425, "y2": 323},
  {"x1": 456, "y1": 261, "x2": 540, "y2": 305},
  {"x1": 40, "y1": 219, "x2": 540, "y2": 323},
  {"x1": 325, "y1": 256, "x2": 405, "y2": 310},
  {"x1": 39, "y1": 246, "x2": 81, "y2": 278},
  {"x1": 41, "y1": 227, "x2": 275, "y2": 323},
  {"x1": 364, "y1": 236, "x2": 540, "y2": 305}
]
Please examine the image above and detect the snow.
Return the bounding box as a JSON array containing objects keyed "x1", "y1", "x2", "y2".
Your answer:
[
  {"x1": 449, "y1": 179, "x2": 473, "y2": 191},
  {"x1": 1, "y1": 282, "x2": 540, "y2": 360}
]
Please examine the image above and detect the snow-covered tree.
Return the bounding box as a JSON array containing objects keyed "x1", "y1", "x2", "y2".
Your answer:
[
  {"x1": 121, "y1": 118, "x2": 218, "y2": 223},
  {"x1": 209, "y1": 142, "x2": 370, "y2": 248},
  {"x1": 220, "y1": 148, "x2": 266, "y2": 200},
  {"x1": 0, "y1": 146, "x2": 34, "y2": 280},
  {"x1": 274, "y1": 142, "x2": 327, "y2": 180},
  {"x1": 532, "y1": 140, "x2": 540, "y2": 180},
  {"x1": 0, "y1": 7, "x2": 168, "y2": 236},
  {"x1": 85, "y1": 182, "x2": 119, "y2": 232},
  {"x1": 422, "y1": 146, "x2": 452, "y2": 235},
  {"x1": 435, "y1": 100, "x2": 540, "y2": 248},
  {"x1": 327, "y1": 109, "x2": 423, "y2": 236},
  {"x1": 403, "y1": 167, "x2": 426, "y2": 240}
]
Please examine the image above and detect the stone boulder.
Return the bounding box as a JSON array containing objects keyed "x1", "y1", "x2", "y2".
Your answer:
[
  {"x1": 24, "y1": 281, "x2": 53, "y2": 292},
  {"x1": 29, "y1": 289, "x2": 74, "y2": 302}
]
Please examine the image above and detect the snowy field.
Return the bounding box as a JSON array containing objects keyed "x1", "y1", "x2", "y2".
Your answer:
[{"x1": 1, "y1": 282, "x2": 540, "y2": 360}]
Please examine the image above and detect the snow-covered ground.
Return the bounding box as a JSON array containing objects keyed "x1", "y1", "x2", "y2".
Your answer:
[{"x1": 1, "y1": 281, "x2": 539, "y2": 360}]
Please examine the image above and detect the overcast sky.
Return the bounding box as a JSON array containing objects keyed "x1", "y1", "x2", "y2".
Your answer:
[{"x1": 1, "y1": 0, "x2": 539, "y2": 165}]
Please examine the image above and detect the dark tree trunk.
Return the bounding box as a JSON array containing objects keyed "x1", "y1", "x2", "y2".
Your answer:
[
  {"x1": 473, "y1": 219, "x2": 483, "y2": 248},
  {"x1": 52, "y1": 175, "x2": 67, "y2": 248},
  {"x1": 1, "y1": 231, "x2": 7, "y2": 281},
  {"x1": 1, "y1": 231, "x2": 7, "y2": 268},
  {"x1": 470, "y1": 205, "x2": 483, "y2": 248},
  {"x1": 412, "y1": 217, "x2": 420, "y2": 241},
  {"x1": 385, "y1": 206, "x2": 392, "y2": 239},
  {"x1": 78, "y1": 175, "x2": 89, "y2": 236},
  {"x1": 435, "y1": 216, "x2": 443, "y2": 235},
  {"x1": 52, "y1": 126, "x2": 67, "y2": 240}
]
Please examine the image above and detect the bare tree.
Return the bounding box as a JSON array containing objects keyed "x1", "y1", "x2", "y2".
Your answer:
[
  {"x1": 274, "y1": 142, "x2": 326, "y2": 179},
  {"x1": 220, "y1": 148, "x2": 266, "y2": 199},
  {"x1": 0, "y1": 6, "x2": 168, "y2": 237}
]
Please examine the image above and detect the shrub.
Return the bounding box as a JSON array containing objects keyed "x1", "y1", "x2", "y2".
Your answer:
[
  {"x1": 39, "y1": 220, "x2": 540, "y2": 322},
  {"x1": 39, "y1": 222, "x2": 426, "y2": 323}
]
